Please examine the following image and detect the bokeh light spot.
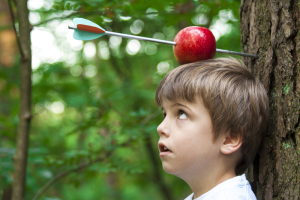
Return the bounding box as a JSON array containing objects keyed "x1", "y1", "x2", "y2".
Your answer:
[
  {"x1": 145, "y1": 44, "x2": 157, "y2": 55},
  {"x1": 84, "y1": 65, "x2": 97, "y2": 77},
  {"x1": 209, "y1": 19, "x2": 232, "y2": 41},
  {"x1": 146, "y1": 8, "x2": 158, "y2": 19},
  {"x1": 98, "y1": 41, "x2": 110, "y2": 60},
  {"x1": 153, "y1": 32, "x2": 165, "y2": 40},
  {"x1": 29, "y1": 12, "x2": 41, "y2": 24},
  {"x1": 157, "y1": 61, "x2": 170, "y2": 74},
  {"x1": 66, "y1": 30, "x2": 83, "y2": 51},
  {"x1": 192, "y1": 14, "x2": 208, "y2": 25},
  {"x1": 84, "y1": 42, "x2": 96, "y2": 58},
  {"x1": 50, "y1": 101, "x2": 65, "y2": 114},
  {"x1": 70, "y1": 65, "x2": 82, "y2": 76},
  {"x1": 109, "y1": 36, "x2": 122, "y2": 48},
  {"x1": 126, "y1": 40, "x2": 141, "y2": 55},
  {"x1": 28, "y1": 0, "x2": 44, "y2": 10},
  {"x1": 130, "y1": 19, "x2": 144, "y2": 35},
  {"x1": 120, "y1": 16, "x2": 132, "y2": 21},
  {"x1": 163, "y1": 26, "x2": 175, "y2": 36}
]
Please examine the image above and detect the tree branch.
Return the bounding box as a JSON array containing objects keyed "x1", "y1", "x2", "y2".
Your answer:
[
  {"x1": 11, "y1": 0, "x2": 32, "y2": 199},
  {"x1": 7, "y1": 0, "x2": 24, "y2": 58},
  {"x1": 32, "y1": 11, "x2": 82, "y2": 26},
  {"x1": 32, "y1": 3, "x2": 197, "y2": 28},
  {"x1": 32, "y1": 151, "x2": 112, "y2": 200}
]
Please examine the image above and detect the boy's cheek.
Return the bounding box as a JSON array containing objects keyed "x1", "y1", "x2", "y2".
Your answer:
[{"x1": 176, "y1": 119, "x2": 190, "y2": 128}]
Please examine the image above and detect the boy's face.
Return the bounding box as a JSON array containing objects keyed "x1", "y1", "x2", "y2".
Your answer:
[{"x1": 157, "y1": 98, "x2": 223, "y2": 179}]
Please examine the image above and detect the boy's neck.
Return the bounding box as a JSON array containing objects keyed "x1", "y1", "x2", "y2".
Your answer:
[{"x1": 185, "y1": 169, "x2": 236, "y2": 199}]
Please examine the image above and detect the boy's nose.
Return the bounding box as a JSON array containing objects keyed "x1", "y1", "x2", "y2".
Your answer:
[{"x1": 157, "y1": 119, "x2": 170, "y2": 137}]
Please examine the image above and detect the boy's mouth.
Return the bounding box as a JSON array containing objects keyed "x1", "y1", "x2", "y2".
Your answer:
[{"x1": 158, "y1": 142, "x2": 172, "y2": 153}]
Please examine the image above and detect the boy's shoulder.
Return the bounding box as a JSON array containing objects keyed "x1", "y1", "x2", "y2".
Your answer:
[{"x1": 184, "y1": 174, "x2": 257, "y2": 200}]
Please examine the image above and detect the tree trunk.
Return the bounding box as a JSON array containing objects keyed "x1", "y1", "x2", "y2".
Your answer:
[
  {"x1": 240, "y1": 0, "x2": 300, "y2": 199},
  {"x1": 11, "y1": 0, "x2": 32, "y2": 199}
]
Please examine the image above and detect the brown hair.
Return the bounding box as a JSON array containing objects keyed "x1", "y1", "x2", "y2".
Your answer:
[{"x1": 155, "y1": 57, "x2": 269, "y2": 174}]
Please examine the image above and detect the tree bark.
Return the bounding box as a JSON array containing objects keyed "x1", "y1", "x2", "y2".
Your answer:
[
  {"x1": 11, "y1": 0, "x2": 32, "y2": 199},
  {"x1": 240, "y1": 0, "x2": 300, "y2": 199}
]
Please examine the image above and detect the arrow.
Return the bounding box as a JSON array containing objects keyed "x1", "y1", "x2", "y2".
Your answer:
[{"x1": 69, "y1": 18, "x2": 258, "y2": 58}]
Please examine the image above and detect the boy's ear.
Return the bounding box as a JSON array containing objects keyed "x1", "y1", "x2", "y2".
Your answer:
[{"x1": 220, "y1": 132, "x2": 242, "y2": 155}]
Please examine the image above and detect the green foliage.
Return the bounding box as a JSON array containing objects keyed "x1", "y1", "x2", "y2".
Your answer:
[{"x1": 0, "y1": 0, "x2": 241, "y2": 199}]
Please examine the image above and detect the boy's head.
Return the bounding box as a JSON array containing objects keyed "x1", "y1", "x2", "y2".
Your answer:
[{"x1": 156, "y1": 57, "x2": 269, "y2": 175}]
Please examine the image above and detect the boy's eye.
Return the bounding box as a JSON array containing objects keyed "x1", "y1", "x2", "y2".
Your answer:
[{"x1": 178, "y1": 111, "x2": 188, "y2": 119}]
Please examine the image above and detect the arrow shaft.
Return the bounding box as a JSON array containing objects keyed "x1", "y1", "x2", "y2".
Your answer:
[
  {"x1": 216, "y1": 49, "x2": 258, "y2": 58},
  {"x1": 105, "y1": 31, "x2": 176, "y2": 45},
  {"x1": 105, "y1": 32, "x2": 258, "y2": 58},
  {"x1": 69, "y1": 25, "x2": 258, "y2": 58}
]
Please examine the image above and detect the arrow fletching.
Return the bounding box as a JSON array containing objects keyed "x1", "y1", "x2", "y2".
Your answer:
[
  {"x1": 77, "y1": 24, "x2": 105, "y2": 34},
  {"x1": 72, "y1": 18, "x2": 106, "y2": 41}
]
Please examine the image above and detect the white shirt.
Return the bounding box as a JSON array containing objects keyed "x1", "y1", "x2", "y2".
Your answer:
[{"x1": 184, "y1": 174, "x2": 257, "y2": 200}]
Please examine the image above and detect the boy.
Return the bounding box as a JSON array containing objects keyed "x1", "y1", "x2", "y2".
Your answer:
[{"x1": 155, "y1": 58, "x2": 269, "y2": 200}]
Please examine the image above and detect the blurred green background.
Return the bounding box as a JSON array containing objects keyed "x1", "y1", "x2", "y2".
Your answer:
[{"x1": 0, "y1": 0, "x2": 241, "y2": 199}]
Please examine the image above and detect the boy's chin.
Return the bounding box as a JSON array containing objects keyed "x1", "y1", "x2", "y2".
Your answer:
[
  {"x1": 162, "y1": 162, "x2": 195, "y2": 180},
  {"x1": 162, "y1": 164, "x2": 182, "y2": 176}
]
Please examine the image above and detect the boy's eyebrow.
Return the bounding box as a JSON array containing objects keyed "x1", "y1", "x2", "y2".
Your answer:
[{"x1": 172, "y1": 103, "x2": 192, "y2": 112}]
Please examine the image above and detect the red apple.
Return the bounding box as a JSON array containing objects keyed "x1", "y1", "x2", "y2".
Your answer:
[{"x1": 173, "y1": 26, "x2": 216, "y2": 64}]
